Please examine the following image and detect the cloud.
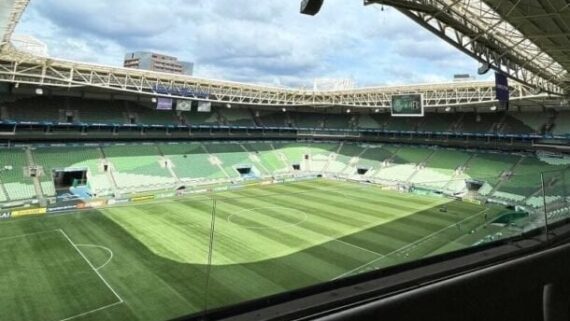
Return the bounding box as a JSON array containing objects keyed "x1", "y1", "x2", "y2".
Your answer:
[{"x1": 14, "y1": 0, "x2": 482, "y2": 87}]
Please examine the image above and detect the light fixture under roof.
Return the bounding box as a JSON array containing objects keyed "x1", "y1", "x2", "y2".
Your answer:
[
  {"x1": 346, "y1": 109, "x2": 351, "y2": 113},
  {"x1": 445, "y1": 107, "x2": 451, "y2": 112},
  {"x1": 490, "y1": 106, "x2": 497, "y2": 111},
  {"x1": 226, "y1": 103, "x2": 232, "y2": 109},
  {"x1": 282, "y1": 108, "x2": 287, "y2": 112}
]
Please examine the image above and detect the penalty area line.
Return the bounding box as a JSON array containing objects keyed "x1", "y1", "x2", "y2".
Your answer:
[
  {"x1": 75, "y1": 244, "x2": 115, "y2": 271},
  {"x1": 57, "y1": 229, "x2": 124, "y2": 319}
]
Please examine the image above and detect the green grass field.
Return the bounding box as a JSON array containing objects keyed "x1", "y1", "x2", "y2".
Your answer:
[{"x1": 0, "y1": 179, "x2": 507, "y2": 321}]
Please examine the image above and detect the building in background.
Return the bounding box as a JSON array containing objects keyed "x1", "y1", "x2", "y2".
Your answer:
[{"x1": 123, "y1": 51, "x2": 194, "y2": 75}]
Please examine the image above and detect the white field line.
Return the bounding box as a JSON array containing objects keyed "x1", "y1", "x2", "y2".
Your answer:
[
  {"x1": 57, "y1": 301, "x2": 123, "y2": 321},
  {"x1": 333, "y1": 209, "x2": 489, "y2": 280},
  {"x1": 76, "y1": 244, "x2": 114, "y2": 270},
  {"x1": 0, "y1": 230, "x2": 123, "y2": 321},
  {"x1": 333, "y1": 238, "x2": 384, "y2": 257},
  {"x1": 57, "y1": 229, "x2": 123, "y2": 305}
]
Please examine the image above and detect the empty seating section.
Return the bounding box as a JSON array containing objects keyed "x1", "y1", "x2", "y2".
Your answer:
[
  {"x1": 553, "y1": 112, "x2": 570, "y2": 136},
  {"x1": 391, "y1": 147, "x2": 432, "y2": 165},
  {"x1": 385, "y1": 118, "x2": 421, "y2": 131},
  {"x1": 498, "y1": 158, "x2": 567, "y2": 198},
  {"x1": 409, "y1": 149, "x2": 471, "y2": 190},
  {"x1": 377, "y1": 164, "x2": 417, "y2": 182},
  {"x1": 357, "y1": 114, "x2": 381, "y2": 129},
  {"x1": 309, "y1": 143, "x2": 338, "y2": 172},
  {"x1": 257, "y1": 111, "x2": 288, "y2": 127},
  {"x1": 273, "y1": 143, "x2": 310, "y2": 165},
  {"x1": 40, "y1": 181, "x2": 56, "y2": 196},
  {"x1": 103, "y1": 145, "x2": 174, "y2": 188},
  {"x1": 7, "y1": 96, "x2": 566, "y2": 137},
  {"x1": 293, "y1": 113, "x2": 324, "y2": 128},
  {"x1": 459, "y1": 113, "x2": 495, "y2": 133},
  {"x1": 358, "y1": 147, "x2": 393, "y2": 168},
  {"x1": 409, "y1": 168, "x2": 452, "y2": 189},
  {"x1": 465, "y1": 153, "x2": 519, "y2": 186},
  {"x1": 160, "y1": 143, "x2": 225, "y2": 180},
  {"x1": 77, "y1": 101, "x2": 127, "y2": 123},
  {"x1": 335, "y1": 144, "x2": 365, "y2": 167},
  {"x1": 0, "y1": 148, "x2": 36, "y2": 200},
  {"x1": 1, "y1": 141, "x2": 567, "y2": 205},
  {"x1": 183, "y1": 110, "x2": 219, "y2": 125},
  {"x1": 511, "y1": 112, "x2": 549, "y2": 134},
  {"x1": 243, "y1": 143, "x2": 288, "y2": 174},
  {"x1": 220, "y1": 109, "x2": 254, "y2": 126},
  {"x1": 502, "y1": 114, "x2": 541, "y2": 134},
  {"x1": 419, "y1": 114, "x2": 457, "y2": 132},
  {"x1": 203, "y1": 143, "x2": 252, "y2": 178},
  {"x1": 32, "y1": 146, "x2": 103, "y2": 196},
  {"x1": 324, "y1": 114, "x2": 350, "y2": 129},
  {"x1": 426, "y1": 150, "x2": 471, "y2": 172},
  {"x1": 7, "y1": 98, "x2": 60, "y2": 122},
  {"x1": 136, "y1": 110, "x2": 178, "y2": 125}
]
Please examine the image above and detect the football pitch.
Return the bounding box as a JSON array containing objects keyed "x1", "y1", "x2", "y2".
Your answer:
[{"x1": 0, "y1": 179, "x2": 504, "y2": 321}]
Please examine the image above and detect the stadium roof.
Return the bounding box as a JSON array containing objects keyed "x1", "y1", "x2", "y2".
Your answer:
[
  {"x1": 0, "y1": 0, "x2": 565, "y2": 107},
  {"x1": 365, "y1": 0, "x2": 570, "y2": 96},
  {"x1": 0, "y1": 0, "x2": 28, "y2": 50}
]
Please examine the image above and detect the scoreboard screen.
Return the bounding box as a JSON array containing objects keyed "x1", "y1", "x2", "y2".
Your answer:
[{"x1": 391, "y1": 94, "x2": 424, "y2": 117}]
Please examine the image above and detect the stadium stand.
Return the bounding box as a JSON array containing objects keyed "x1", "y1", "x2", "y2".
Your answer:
[
  {"x1": 419, "y1": 113, "x2": 458, "y2": 132},
  {"x1": 308, "y1": 143, "x2": 339, "y2": 172},
  {"x1": 255, "y1": 111, "x2": 289, "y2": 127},
  {"x1": 159, "y1": 143, "x2": 226, "y2": 180},
  {"x1": 0, "y1": 139, "x2": 566, "y2": 205},
  {"x1": 464, "y1": 152, "x2": 520, "y2": 186},
  {"x1": 552, "y1": 111, "x2": 570, "y2": 136},
  {"x1": 103, "y1": 144, "x2": 175, "y2": 190},
  {"x1": 502, "y1": 113, "x2": 544, "y2": 134},
  {"x1": 202, "y1": 143, "x2": 253, "y2": 178},
  {"x1": 219, "y1": 109, "x2": 255, "y2": 127},
  {"x1": 273, "y1": 142, "x2": 311, "y2": 168},
  {"x1": 334, "y1": 143, "x2": 366, "y2": 175},
  {"x1": 32, "y1": 146, "x2": 106, "y2": 196},
  {"x1": 457, "y1": 112, "x2": 497, "y2": 133},
  {"x1": 357, "y1": 146, "x2": 394, "y2": 170},
  {"x1": 385, "y1": 117, "x2": 422, "y2": 131},
  {"x1": 390, "y1": 146, "x2": 433, "y2": 165},
  {"x1": 292, "y1": 112, "x2": 325, "y2": 128},
  {"x1": 77, "y1": 100, "x2": 127, "y2": 124},
  {"x1": 0, "y1": 148, "x2": 37, "y2": 201},
  {"x1": 243, "y1": 142, "x2": 290, "y2": 174},
  {"x1": 356, "y1": 113, "x2": 382, "y2": 129},
  {"x1": 5, "y1": 97, "x2": 60, "y2": 122},
  {"x1": 498, "y1": 157, "x2": 568, "y2": 200}
]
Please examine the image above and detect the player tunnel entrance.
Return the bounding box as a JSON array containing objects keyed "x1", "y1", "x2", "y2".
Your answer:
[{"x1": 52, "y1": 168, "x2": 88, "y2": 191}]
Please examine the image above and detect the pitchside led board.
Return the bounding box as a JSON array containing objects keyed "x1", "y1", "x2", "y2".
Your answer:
[{"x1": 391, "y1": 94, "x2": 424, "y2": 117}]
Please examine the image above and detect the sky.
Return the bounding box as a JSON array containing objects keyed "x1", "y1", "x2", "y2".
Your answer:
[{"x1": 14, "y1": 0, "x2": 485, "y2": 88}]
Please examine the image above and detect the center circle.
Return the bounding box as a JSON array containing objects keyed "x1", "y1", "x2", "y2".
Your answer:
[{"x1": 227, "y1": 207, "x2": 308, "y2": 229}]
